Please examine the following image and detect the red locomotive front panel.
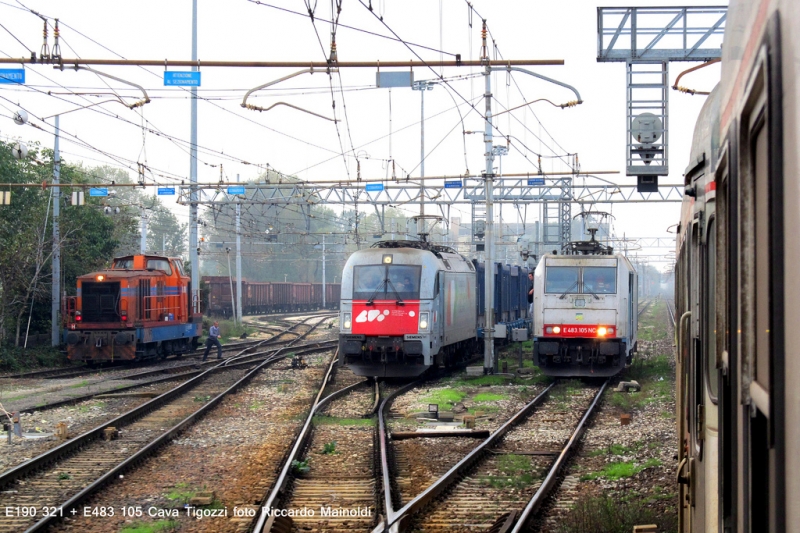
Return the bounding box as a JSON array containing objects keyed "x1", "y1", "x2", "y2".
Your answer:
[{"x1": 351, "y1": 300, "x2": 420, "y2": 336}]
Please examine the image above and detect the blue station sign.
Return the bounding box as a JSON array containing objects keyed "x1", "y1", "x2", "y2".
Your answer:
[
  {"x1": 365, "y1": 183, "x2": 384, "y2": 192},
  {"x1": 164, "y1": 71, "x2": 201, "y2": 86},
  {"x1": 227, "y1": 185, "x2": 246, "y2": 195},
  {"x1": 444, "y1": 180, "x2": 463, "y2": 189},
  {"x1": 89, "y1": 188, "x2": 108, "y2": 197},
  {"x1": 527, "y1": 177, "x2": 546, "y2": 186},
  {"x1": 158, "y1": 187, "x2": 175, "y2": 196},
  {"x1": 0, "y1": 69, "x2": 25, "y2": 84}
]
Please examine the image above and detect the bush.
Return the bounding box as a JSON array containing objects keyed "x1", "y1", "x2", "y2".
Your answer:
[
  {"x1": 556, "y1": 494, "x2": 676, "y2": 533},
  {"x1": 0, "y1": 345, "x2": 69, "y2": 372}
]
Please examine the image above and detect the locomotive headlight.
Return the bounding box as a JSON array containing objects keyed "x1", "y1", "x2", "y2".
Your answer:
[
  {"x1": 546, "y1": 327, "x2": 553, "y2": 334},
  {"x1": 552, "y1": 326, "x2": 561, "y2": 334},
  {"x1": 418, "y1": 312, "x2": 430, "y2": 331},
  {"x1": 597, "y1": 327, "x2": 607, "y2": 337},
  {"x1": 96, "y1": 274, "x2": 105, "y2": 282},
  {"x1": 607, "y1": 327, "x2": 614, "y2": 336},
  {"x1": 342, "y1": 312, "x2": 352, "y2": 330}
]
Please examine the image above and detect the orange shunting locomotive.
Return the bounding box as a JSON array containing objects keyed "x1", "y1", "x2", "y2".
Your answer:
[{"x1": 63, "y1": 255, "x2": 202, "y2": 362}]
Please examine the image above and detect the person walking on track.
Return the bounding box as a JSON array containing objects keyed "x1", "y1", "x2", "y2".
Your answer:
[{"x1": 203, "y1": 321, "x2": 223, "y2": 361}]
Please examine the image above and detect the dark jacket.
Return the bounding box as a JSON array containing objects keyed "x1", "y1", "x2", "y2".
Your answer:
[{"x1": 527, "y1": 279, "x2": 534, "y2": 303}]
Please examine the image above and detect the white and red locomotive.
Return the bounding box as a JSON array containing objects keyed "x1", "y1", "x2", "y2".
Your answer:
[{"x1": 531, "y1": 250, "x2": 638, "y2": 377}]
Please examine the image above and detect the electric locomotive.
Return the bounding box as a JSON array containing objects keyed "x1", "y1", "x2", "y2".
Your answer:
[
  {"x1": 531, "y1": 236, "x2": 638, "y2": 377},
  {"x1": 63, "y1": 254, "x2": 202, "y2": 362},
  {"x1": 338, "y1": 241, "x2": 478, "y2": 378}
]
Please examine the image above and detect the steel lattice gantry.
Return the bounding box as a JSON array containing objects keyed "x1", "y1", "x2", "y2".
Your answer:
[
  {"x1": 178, "y1": 178, "x2": 684, "y2": 208},
  {"x1": 597, "y1": 6, "x2": 726, "y2": 180}
]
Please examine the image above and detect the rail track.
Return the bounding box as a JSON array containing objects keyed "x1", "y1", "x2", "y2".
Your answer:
[
  {"x1": 0, "y1": 312, "x2": 336, "y2": 382},
  {"x1": 3, "y1": 314, "x2": 336, "y2": 416},
  {"x1": 372, "y1": 379, "x2": 608, "y2": 533},
  {"x1": 256, "y1": 373, "x2": 379, "y2": 533},
  {"x1": 0, "y1": 338, "x2": 337, "y2": 532}
]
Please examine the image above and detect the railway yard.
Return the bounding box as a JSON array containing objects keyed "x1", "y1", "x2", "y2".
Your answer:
[{"x1": 0, "y1": 301, "x2": 678, "y2": 533}]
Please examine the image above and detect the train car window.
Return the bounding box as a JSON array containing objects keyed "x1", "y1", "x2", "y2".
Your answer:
[
  {"x1": 753, "y1": 123, "x2": 770, "y2": 393},
  {"x1": 707, "y1": 218, "x2": 719, "y2": 401},
  {"x1": 113, "y1": 258, "x2": 133, "y2": 269},
  {"x1": 583, "y1": 267, "x2": 617, "y2": 294},
  {"x1": 146, "y1": 259, "x2": 173, "y2": 275},
  {"x1": 173, "y1": 260, "x2": 186, "y2": 276},
  {"x1": 545, "y1": 266, "x2": 580, "y2": 294},
  {"x1": 353, "y1": 265, "x2": 421, "y2": 300}
]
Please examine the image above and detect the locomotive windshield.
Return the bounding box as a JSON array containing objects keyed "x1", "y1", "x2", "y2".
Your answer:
[
  {"x1": 582, "y1": 267, "x2": 616, "y2": 294},
  {"x1": 545, "y1": 266, "x2": 580, "y2": 294},
  {"x1": 545, "y1": 266, "x2": 617, "y2": 294},
  {"x1": 113, "y1": 258, "x2": 134, "y2": 269},
  {"x1": 353, "y1": 265, "x2": 421, "y2": 300}
]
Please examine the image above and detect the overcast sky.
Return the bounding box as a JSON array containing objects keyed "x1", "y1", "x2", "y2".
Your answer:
[{"x1": 0, "y1": 0, "x2": 726, "y2": 269}]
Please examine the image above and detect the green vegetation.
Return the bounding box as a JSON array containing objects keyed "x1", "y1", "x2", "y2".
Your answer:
[
  {"x1": 165, "y1": 482, "x2": 196, "y2": 504},
  {"x1": 69, "y1": 380, "x2": 90, "y2": 389},
  {"x1": 610, "y1": 353, "x2": 673, "y2": 412},
  {"x1": 313, "y1": 416, "x2": 374, "y2": 427},
  {"x1": 58, "y1": 472, "x2": 71, "y2": 480},
  {"x1": 249, "y1": 400, "x2": 265, "y2": 410},
  {"x1": 193, "y1": 395, "x2": 212, "y2": 403},
  {"x1": 322, "y1": 441, "x2": 337, "y2": 454},
  {"x1": 479, "y1": 454, "x2": 538, "y2": 489},
  {"x1": 450, "y1": 375, "x2": 509, "y2": 387},
  {"x1": 580, "y1": 458, "x2": 662, "y2": 481},
  {"x1": 472, "y1": 392, "x2": 507, "y2": 402},
  {"x1": 119, "y1": 520, "x2": 180, "y2": 533},
  {"x1": 637, "y1": 300, "x2": 670, "y2": 341},
  {"x1": 588, "y1": 442, "x2": 644, "y2": 457},
  {"x1": 291, "y1": 458, "x2": 310, "y2": 475},
  {"x1": 0, "y1": 346, "x2": 69, "y2": 373},
  {"x1": 201, "y1": 318, "x2": 253, "y2": 342},
  {"x1": 77, "y1": 401, "x2": 105, "y2": 413},
  {"x1": 555, "y1": 494, "x2": 676, "y2": 533},
  {"x1": 421, "y1": 388, "x2": 466, "y2": 409}
]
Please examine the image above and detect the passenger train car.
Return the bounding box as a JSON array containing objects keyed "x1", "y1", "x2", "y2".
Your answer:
[
  {"x1": 531, "y1": 251, "x2": 638, "y2": 377},
  {"x1": 338, "y1": 240, "x2": 530, "y2": 377},
  {"x1": 674, "y1": 2, "x2": 799, "y2": 532},
  {"x1": 63, "y1": 255, "x2": 202, "y2": 362}
]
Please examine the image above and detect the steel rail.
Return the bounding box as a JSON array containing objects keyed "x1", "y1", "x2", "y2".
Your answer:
[
  {"x1": 13, "y1": 340, "x2": 337, "y2": 415},
  {"x1": 253, "y1": 351, "x2": 371, "y2": 533},
  {"x1": 507, "y1": 379, "x2": 609, "y2": 533},
  {"x1": 373, "y1": 381, "x2": 556, "y2": 533},
  {"x1": 17, "y1": 343, "x2": 338, "y2": 532}
]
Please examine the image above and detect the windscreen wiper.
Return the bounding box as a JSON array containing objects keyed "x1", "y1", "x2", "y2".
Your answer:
[
  {"x1": 366, "y1": 279, "x2": 388, "y2": 306},
  {"x1": 385, "y1": 279, "x2": 405, "y2": 306},
  {"x1": 559, "y1": 281, "x2": 579, "y2": 300},
  {"x1": 583, "y1": 287, "x2": 601, "y2": 300}
]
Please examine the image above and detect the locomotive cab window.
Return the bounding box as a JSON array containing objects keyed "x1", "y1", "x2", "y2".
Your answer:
[
  {"x1": 353, "y1": 265, "x2": 421, "y2": 300},
  {"x1": 545, "y1": 266, "x2": 580, "y2": 294},
  {"x1": 113, "y1": 258, "x2": 133, "y2": 269},
  {"x1": 146, "y1": 259, "x2": 172, "y2": 275},
  {"x1": 583, "y1": 267, "x2": 617, "y2": 294}
]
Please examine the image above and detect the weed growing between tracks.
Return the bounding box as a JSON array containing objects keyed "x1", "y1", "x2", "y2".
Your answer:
[
  {"x1": 478, "y1": 454, "x2": 541, "y2": 489},
  {"x1": 543, "y1": 298, "x2": 678, "y2": 533},
  {"x1": 120, "y1": 519, "x2": 180, "y2": 533},
  {"x1": 555, "y1": 494, "x2": 674, "y2": 533}
]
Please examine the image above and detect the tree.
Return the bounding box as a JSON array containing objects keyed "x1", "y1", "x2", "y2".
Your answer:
[{"x1": 146, "y1": 199, "x2": 187, "y2": 257}]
